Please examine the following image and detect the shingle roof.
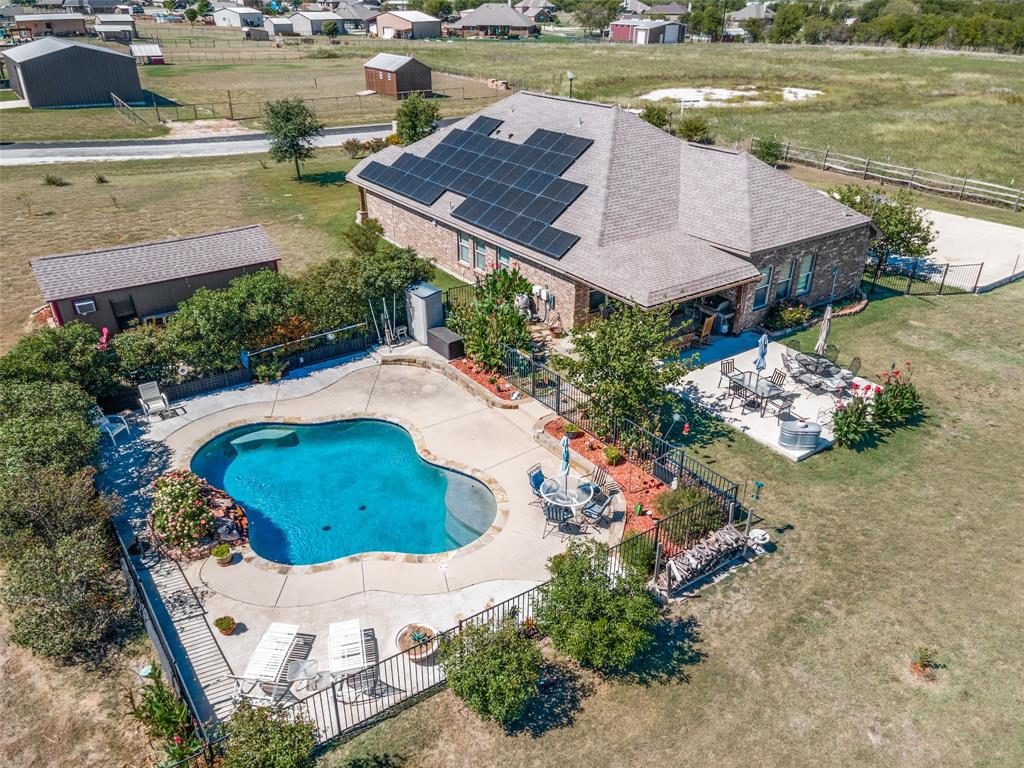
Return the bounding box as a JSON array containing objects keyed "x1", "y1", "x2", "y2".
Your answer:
[
  {"x1": 332, "y1": 2, "x2": 375, "y2": 21},
  {"x1": 348, "y1": 93, "x2": 869, "y2": 307},
  {"x1": 649, "y1": 2, "x2": 686, "y2": 12},
  {"x1": 291, "y1": 10, "x2": 341, "y2": 20},
  {"x1": 30, "y1": 226, "x2": 280, "y2": 301},
  {"x1": 453, "y1": 3, "x2": 534, "y2": 28},
  {"x1": 1, "y1": 36, "x2": 129, "y2": 63},
  {"x1": 363, "y1": 52, "x2": 421, "y2": 71},
  {"x1": 727, "y1": 2, "x2": 774, "y2": 20}
]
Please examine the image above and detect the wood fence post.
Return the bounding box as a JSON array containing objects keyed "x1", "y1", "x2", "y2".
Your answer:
[
  {"x1": 783, "y1": 140, "x2": 790, "y2": 163},
  {"x1": 907, "y1": 168, "x2": 917, "y2": 188},
  {"x1": 228, "y1": 90, "x2": 233, "y2": 120},
  {"x1": 1014, "y1": 188, "x2": 1022, "y2": 213},
  {"x1": 863, "y1": 158, "x2": 870, "y2": 179},
  {"x1": 958, "y1": 176, "x2": 968, "y2": 200},
  {"x1": 821, "y1": 145, "x2": 830, "y2": 170}
]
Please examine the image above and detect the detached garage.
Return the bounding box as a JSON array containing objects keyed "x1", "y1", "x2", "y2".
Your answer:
[
  {"x1": 1, "y1": 37, "x2": 143, "y2": 108},
  {"x1": 363, "y1": 53, "x2": 432, "y2": 98},
  {"x1": 370, "y1": 10, "x2": 441, "y2": 39}
]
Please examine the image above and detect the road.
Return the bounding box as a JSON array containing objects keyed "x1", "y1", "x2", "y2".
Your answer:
[{"x1": 0, "y1": 119, "x2": 459, "y2": 166}]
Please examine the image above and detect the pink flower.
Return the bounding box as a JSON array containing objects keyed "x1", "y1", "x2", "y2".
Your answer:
[
  {"x1": 850, "y1": 382, "x2": 859, "y2": 390},
  {"x1": 683, "y1": 423, "x2": 690, "y2": 436},
  {"x1": 874, "y1": 385, "x2": 882, "y2": 393}
]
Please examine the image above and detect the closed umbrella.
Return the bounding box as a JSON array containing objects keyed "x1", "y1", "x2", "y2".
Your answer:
[
  {"x1": 560, "y1": 435, "x2": 571, "y2": 493},
  {"x1": 753, "y1": 333, "x2": 769, "y2": 381},
  {"x1": 815, "y1": 305, "x2": 833, "y2": 356}
]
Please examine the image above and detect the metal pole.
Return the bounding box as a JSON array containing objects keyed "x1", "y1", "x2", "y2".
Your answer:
[{"x1": 938, "y1": 264, "x2": 949, "y2": 295}]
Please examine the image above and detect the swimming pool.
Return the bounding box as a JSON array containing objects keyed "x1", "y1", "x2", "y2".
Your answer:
[{"x1": 190, "y1": 420, "x2": 497, "y2": 566}]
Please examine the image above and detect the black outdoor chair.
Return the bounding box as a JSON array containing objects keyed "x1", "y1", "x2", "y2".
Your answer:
[
  {"x1": 769, "y1": 368, "x2": 786, "y2": 387},
  {"x1": 847, "y1": 356, "x2": 862, "y2": 377},
  {"x1": 765, "y1": 391, "x2": 799, "y2": 423},
  {"x1": 824, "y1": 344, "x2": 840, "y2": 363},
  {"x1": 719, "y1": 358, "x2": 737, "y2": 389},
  {"x1": 581, "y1": 494, "x2": 613, "y2": 529},
  {"x1": 542, "y1": 504, "x2": 573, "y2": 540}
]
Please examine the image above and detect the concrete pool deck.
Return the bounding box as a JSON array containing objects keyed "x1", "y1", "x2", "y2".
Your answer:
[{"x1": 106, "y1": 347, "x2": 621, "y2": 722}]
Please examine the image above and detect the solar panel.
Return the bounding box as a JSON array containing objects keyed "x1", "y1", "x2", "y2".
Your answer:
[
  {"x1": 542, "y1": 178, "x2": 586, "y2": 205},
  {"x1": 520, "y1": 172, "x2": 557, "y2": 194},
  {"x1": 444, "y1": 129, "x2": 472, "y2": 148},
  {"x1": 452, "y1": 196, "x2": 488, "y2": 223},
  {"x1": 466, "y1": 116, "x2": 502, "y2": 135},
  {"x1": 393, "y1": 154, "x2": 420, "y2": 172},
  {"x1": 409, "y1": 180, "x2": 445, "y2": 205},
  {"x1": 478, "y1": 181, "x2": 512, "y2": 205},
  {"x1": 544, "y1": 229, "x2": 580, "y2": 259},
  {"x1": 425, "y1": 143, "x2": 456, "y2": 164}
]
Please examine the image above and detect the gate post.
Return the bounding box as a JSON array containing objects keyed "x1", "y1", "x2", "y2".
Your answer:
[
  {"x1": 938, "y1": 264, "x2": 949, "y2": 295},
  {"x1": 529, "y1": 353, "x2": 536, "y2": 399},
  {"x1": 906, "y1": 260, "x2": 916, "y2": 294}
]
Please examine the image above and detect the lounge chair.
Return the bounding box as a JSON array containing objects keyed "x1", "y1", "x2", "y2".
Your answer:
[
  {"x1": 330, "y1": 620, "x2": 384, "y2": 702},
  {"x1": 89, "y1": 406, "x2": 130, "y2": 446},
  {"x1": 229, "y1": 622, "x2": 300, "y2": 706},
  {"x1": 718, "y1": 358, "x2": 738, "y2": 389},
  {"x1": 138, "y1": 381, "x2": 173, "y2": 422}
]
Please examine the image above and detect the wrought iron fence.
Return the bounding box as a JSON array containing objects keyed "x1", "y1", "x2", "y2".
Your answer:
[{"x1": 863, "y1": 259, "x2": 983, "y2": 297}]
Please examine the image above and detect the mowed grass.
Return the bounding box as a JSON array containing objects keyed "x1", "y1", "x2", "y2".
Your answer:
[
  {"x1": 0, "y1": 154, "x2": 361, "y2": 351},
  {"x1": 323, "y1": 283, "x2": 1024, "y2": 768}
]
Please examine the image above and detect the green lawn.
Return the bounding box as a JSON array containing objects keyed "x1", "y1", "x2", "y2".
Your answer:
[
  {"x1": 323, "y1": 282, "x2": 1024, "y2": 768},
  {"x1": 428, "y1": 267, "x2": 470, "y2": 291}
]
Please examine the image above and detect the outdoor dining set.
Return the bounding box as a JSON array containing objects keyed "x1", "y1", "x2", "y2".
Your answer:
[{"x1": 527, "y1": 461, "x2": 620, "y2": 541}]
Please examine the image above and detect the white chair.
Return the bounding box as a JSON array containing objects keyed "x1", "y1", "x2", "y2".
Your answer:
[
  {"x1": 138, "y1": 381, "x2": 173, "y2": 422},
  {"x1": 229, "y1": 622, "x2": 300, "y2": 706},
  {"x1": 89, "y1": 406, "x2": 130, "y2": 445},
  {"x1": 330, "y1": 620, "x2": 382, "y2": 702}
]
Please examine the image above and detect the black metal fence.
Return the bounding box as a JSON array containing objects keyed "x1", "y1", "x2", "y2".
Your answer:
[{"x1": 864, "y1": 259, "x2": 983, "y2": 297}]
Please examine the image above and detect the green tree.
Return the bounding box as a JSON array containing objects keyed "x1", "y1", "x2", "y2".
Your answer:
[
  {"x1": 697, "y1": 5, "x2": 725, "y2": 39},
  {"x1": 0, "y1": 380, "x2": 98, "y2": 477},
  {"x1": 741, "y1": 17, "x2": 765, "y2": 41},
  {"x1": 769, "y1": 3, "x2": 806, "y2": 42},
  {"x1": 359, "y1": 241, "x2": 434, "y2": 300},
  {"x1": 195, "y1": 0, "x2": 212, "y2": 14},
  {"x1": 342, "y1": 217, "x2": 385, "y2": 261},
  {"x1": 394, "y1": 92, "x2": 440, "y2": 145},
  {"x1": 447, "y1": 269, "x2": 532, "y2": 371},
  {"x1": 676, "y1": 112, "x2": 713, "y2": 144},
  {"x1": 295, "y1": 257, "x2": 364, "y2": 332},
  {"x1": 162, "y1": 0, "x2": 175, "y2": 12},
  {"x1": 552, "y1": 302, "x2": 688, "y2": 435},
  {"x1": 537, "y1": 539, "x2": 661, "y2": 671},
  {"x1": 829, "y1": 185, "x2": 936, "y2": 267},
  {"x1": 222, "y1": 700, "x2": 316, "y2": 768},
  {"x1": 639, "y1": 103, "x2": 672, "y2": 132},
  {"x1": 573, "y1": 0, "x2": 619, "y2": 34},
  {"x1": 112, "y1": 322, "x2": 176, "y2": 384},
  {"x1": 752, "y1": 135, "x2": 785, "y2": 166},
  {"x1": 263, "y1": 98, "x2": 325, "y2": 180},
  {"x1": 423, "y1": 0, "x2": 451, "y2": 19},
  {"x1": 0, "y1": 321, "x2": 117, "y2": 397},
  {"x1": 322, "y1": 19, "x2": 339, "y2": 40},
  {"x1": 439, "y1": 618, "x2": 542, "y2": 725},
  {"x1": 184, "y1": 7, "x2": 198, "y2": 23},
  {"x1": 802, "y1": 15, "x2": 840, "y2": 43}
]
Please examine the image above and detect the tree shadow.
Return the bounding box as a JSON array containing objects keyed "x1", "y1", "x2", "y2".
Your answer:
[
  {"x1": 506, "y1": 660, "x2": 594, "y2": 738},
  {"x1": 614, "y1": 615, "x2": 705, "y2": 687},
  {"x1": 300, "y1": 171, "x2": 347, "y2": 186},
  {"x1": 342, "y1": 755, "x2": 406, "y2": 768}
]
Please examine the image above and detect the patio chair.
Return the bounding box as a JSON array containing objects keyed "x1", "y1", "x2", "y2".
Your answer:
[
  {"x1": 768, "y1": 368, "x2": 786, "y2": 388},
  {"x1": 89, "y1": 406, "x2": 130, "y2": 446},
  {"x1": 765, "y1": 391, "x2": 799, "y2": 423},
  {"x1": 671, "y1": 331, "x2": 695, "y2": 352},
  {"x1": 581, "y1": 493, "x2": 613, "y2": 529},
  {"x1": 691, "y1": 316, "x2": 715, "y2": 348},
  {"x1": 229, "y1": 622, "x2": 300, "y2": 706},
  {"x1": 542, "y1": 504, "x2": 573, "y2": 540},
  {"x1": 526, "y1": 463, "x2": 547, "y2": 508},
  {"x1": 824, "y1": 344, "x2": 840, "y2": 363},
  {"x1": 138, "y1": 381, "x2": 173, "y2": 422},
  {"x1": 718, "y1": 358, "x2": 738, "y2": 389},
  {"x1": 846, "y1": 356, "x2": 862, "y2": 378},
  {"x1": 582, "y1": 465, "x2": 621, "y2": 498}
]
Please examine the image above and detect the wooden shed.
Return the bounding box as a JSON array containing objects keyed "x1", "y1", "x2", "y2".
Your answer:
[{"x1": 363, "y1": 53, "x2": 431, "y2": 99}]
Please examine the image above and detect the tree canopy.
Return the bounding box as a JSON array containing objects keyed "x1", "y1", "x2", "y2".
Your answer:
[
  {"x1": 263, "y1": 98, "x2": 325, "y2": 180},
  {"x1": 395, "y1": 92, "x2": 441, "y2": 145},
  {"x1": 830, "y1": 185, "x2": 936, "y2": 265}
]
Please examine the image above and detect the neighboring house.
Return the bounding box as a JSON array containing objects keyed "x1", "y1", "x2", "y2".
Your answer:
[
  {"x1": 12, "y1": 13, "x2": 87, "y2": 39},
  {"x1": 264, "y1": 16, "x2": 294, "y2": 35},
  {"x1": 0, "y1": 5, "x2": 28, "y2": 19},
  {"x1": 369, "y1": 10, "x2": 441, "y2": 39},
  {"x1": 619, "y1": 0, "x2": 651, "y2": 14},
  {"x1": 30, "y1": 226, "x2": 281, "y2": 333},
  {"x1": 647, "y1": 2, "x2": 687, "y2": 19},
  {"x1": 608, "y1": 18, "x2": 682, "y2": 44},
  {"x1": 326, "y1": 0, "x2": 376, "y2": 29},
  {"x1": 1, "y1": 36, "x2": 143, "y2": 106},
  {"x1": 348, "y1": 92, "x2": 871, "y2": 333},
  {"x1": 289, "y1": 10, "x2": 342, "y2": 35},
  {"x1": 363, "y1": 52, "x2": 431, "y2": 98},
  {"x1": 93, "y1": 12, "x2": 136, "y2": 41},
  {"x1": 451, "y1": 4, "x2": 537, "y2": 37},
  {"x1": 212, "y1": 6, "x2": 263, "y2": 27},
  {"x1": 727, "y1": 2, "x2": 774, "y2": 24},
  {"x1": 513, "y1": 0, "x2": 556, "y2": 23}
]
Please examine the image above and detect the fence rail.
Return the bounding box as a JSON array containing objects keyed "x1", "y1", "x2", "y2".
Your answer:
[
  {"x1": 752, "y1": 136, "x2": 1023, "y2": 211},
  {"x1": 863, "y1": 259, "x2": 983, "y2": 296}
]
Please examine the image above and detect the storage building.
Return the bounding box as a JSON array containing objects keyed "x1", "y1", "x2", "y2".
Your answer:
[
  {"x1": 289, "y1": 11, "x2": 342, "y2": 35},
  {"x1": 363, "y1": 52, "x2": 431, "y2": 98},
  {"x1": 369, "y1": 10, "x2": 441, "y2": 39},
  {"x1": 12, "y1": 13, "x2": 87, "y2": 39},
  {"x1": 212, "y1": 6, "x2": 263, "y2": 27}
]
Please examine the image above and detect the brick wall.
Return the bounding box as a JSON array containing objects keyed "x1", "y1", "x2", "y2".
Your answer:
[
  {"x1": 733, "y1": 225, "x2": 870, "y2": 330},
  {"x1": 365, "y1": 190, "x2": 589, "y2": 329}
]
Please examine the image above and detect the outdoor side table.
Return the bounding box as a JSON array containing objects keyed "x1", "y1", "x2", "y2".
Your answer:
[{"x1": 287, "y1": 659, "x2": 319, "y2": 691}]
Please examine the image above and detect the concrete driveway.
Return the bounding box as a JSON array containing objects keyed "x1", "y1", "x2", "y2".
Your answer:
[{"x1": 924, "y1": 209, "x2": 1024, "y2": 291}]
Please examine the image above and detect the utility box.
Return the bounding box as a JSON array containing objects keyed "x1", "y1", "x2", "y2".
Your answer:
[
  {"x1": 406, "y1": 282, "x2": 443, "y2": 345},
  {"x1": 427, "y1": 327, "x2": 464, "y2": 360}
]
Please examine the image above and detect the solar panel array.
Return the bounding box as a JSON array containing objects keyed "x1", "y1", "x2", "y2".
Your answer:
[{"x1": 357, "y1": 116, "x2": 593, "y2": 260}]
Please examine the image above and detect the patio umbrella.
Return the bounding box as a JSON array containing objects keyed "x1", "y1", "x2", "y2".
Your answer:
[
  {"x1": 753, "y1": 333, "x2": 769, "y2": 381},
  {"x1": 560, "y1": 435, "x2": 571, "y2": 492},
  {"x1": 815, "y1": 305, "x2": 833, "y2": 356}
]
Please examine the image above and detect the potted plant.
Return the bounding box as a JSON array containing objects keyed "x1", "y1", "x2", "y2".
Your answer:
[
  {"x1": 211, "y1": 543, "x2": 232, "y2": 567},
  {"x1": 603, "y1": 445, "x2": 623, "y2": 466},
  {"x1": 214, "y1": 616, "x2": 236, "y2": 636},
  {"x1": 563, "y1": 422, "x2": 582, "y2": 439}
]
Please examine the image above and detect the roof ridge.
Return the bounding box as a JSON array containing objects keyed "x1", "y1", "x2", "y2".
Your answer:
[{"x1": 29, "y1": 225, "x2": 266, "y2": 265}]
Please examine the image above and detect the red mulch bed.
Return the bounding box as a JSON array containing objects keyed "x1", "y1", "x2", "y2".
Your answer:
[
  {"x1": 544, "y1": 418, "x2": 671, "y2": 539},
  {"x1": 450, "y1": 358, "x2": 516, "y2": 400}
]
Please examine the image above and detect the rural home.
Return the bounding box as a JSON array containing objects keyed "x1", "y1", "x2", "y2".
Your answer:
[
  {"x1": 513, "y1": 0, "x2": 556, "y2": 23},
  {"x1": 212, "y1": 6, "x2": 263, "y2": 27},
  {"x1": 451, "y1": 4, "x2": 537, "y2": 37},
  {"x1": 647, "y1": 2, "x2": 687, "y2": 20},
  {"x1": 328, "y1": 1, "x2": 376, "y2": 30},
  {"x1": 608, "y1": 18, "x2": 682, "y2": 44},
  {"x1": 727, "y1": 2, "x2": 774, "y2": 26},
  {"x1": 93, "y1": 13, "x2": 136, "y2": 41},
  {"x1": 349, "y1": 92, "x2": 872, "y2": 333},
  {"x1": 30, "y1": 226, "x2": 281, "y2": 333},
  {"x1": 0, "y1": 5, "x2": 27, "y2": 19},
  {"x1": 1, "y1": 37, "x2": 143, "y2": 107},
  {"x1": 363, "y1": 52, "x2": 431, "y2": 97},
  {"x1": 264, "y1": 17, "x2": 294, "y2": 35},
  {"x1": 289, "y1": 10, "x2": 342, "y2": 35},
  {"x1": 12, "y1": 13, "x2": 87, "y2": 39},
  {"x1": 369, "y1": 10, "x2": 441, "y2": 39}
]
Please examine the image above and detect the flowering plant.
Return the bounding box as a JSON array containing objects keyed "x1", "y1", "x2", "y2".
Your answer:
[
  {"x1": 151, "y1": 470, "x2": 215, "y2": 549},
  {"x1": 872, "y1": 360, "x2": 923, "y2": 428},
  {"x1": 832, "y1": 395, "x2": 871, "y2": 448}
]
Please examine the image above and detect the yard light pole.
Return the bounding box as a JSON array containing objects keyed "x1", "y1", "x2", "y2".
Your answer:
[{"x1": 566, "y1": 71, "x2": 574, "y2": 99}]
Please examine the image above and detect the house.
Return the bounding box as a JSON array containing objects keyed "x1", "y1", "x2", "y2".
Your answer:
[
  {"x1": 0, "y1": 6, "x2": 28, "y2": 19},
  {"x1": 30, "y1": 226, "x2": 281, "y2": 333},
  {"x1": 619, "y1": 0, "x2": 650, "y2": 14},
  {"x1": 348, "y1": 93, "x2": 872, "y2": 333},
  {"x1": 212, "y1": 6, "x2": 263, "y2": 27},
  {"x1": 369, "y1": 10, "x2": 441, "y2": 40},
  {"x1": 450, "y1": 4, "x2": 537, "y2": 37},
  {"x1": 608, "y1": 18, "x2": 682, "y2": 44},
  {"x1": 325, "y1": 1, "x2": 376, "y2": 29},
  {"x1": 64, "y1": 0, "x2": 119, "y2": 11},
  {"x1": 513, "y1": 0, "x2": 556, "y2": 23},
  {"x1": 727, "y1": 2, "x2": 774, "y2": 24},
  {"x1": 363, "y1": 52, "x2": 431, "y2": 98},
  {"x1": 289, "y1": 10, "x2": 342, "y2": 35},
  {"x1": 647, "y1": 2, "x2": 687, "y2": 20},
  {"x1": 264, "y1": 16, "x2": 294, "y2": 35},
  {"x1": 12, "y1": 13, "x2": 87, "y2": 39},
  {"x1": 93, "y1": 12, "x2": 136, "y2": 41},
  {"x1": 1, "y1": 37, "x2": 143, "y2": 107}
]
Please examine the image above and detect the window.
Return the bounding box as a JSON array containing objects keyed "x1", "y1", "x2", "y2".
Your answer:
[
  {"x1": 795, "y1": 254, "x2": 815, "y2": 295},
  {"x1": 497, "y1": 247, "x2": 512, "y2": 270},
  {"x1": 473, "y1": 238, "x2": 488, "y2": 272},
  {"x1": 775, "y1": 260, "x2": 794, "y2": 302},
  {"x1": 588, "y1": 288, "x2": 607, "y2": 313},
  {"x1": 73, "y1": 299, "x2": 97, "y2": 316},
  {"x1": 458, "y1": 233, "x2": 471, "y2": 265},
  {"x1": 752, "y1": 266, "x2": 773, "y2": 310}
]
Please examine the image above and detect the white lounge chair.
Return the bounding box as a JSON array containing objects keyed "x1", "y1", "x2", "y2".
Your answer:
[
  {"x1": 89, "y1": 406, "x2": 130, "y2": 446},
  {"x1": 229, "y1": 622, "x2": 300, "y2": 706},
  {"x1": 138, "y1": 381, "x2": 174, "y2": 422},
  {"x1": 330, "y1": 620, "x2": 382, "y2": 702}
]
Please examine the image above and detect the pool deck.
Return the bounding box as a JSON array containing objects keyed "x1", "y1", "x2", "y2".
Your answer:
[{"x1": 103, "y1": 345, "x2": 622, "y2": 723}]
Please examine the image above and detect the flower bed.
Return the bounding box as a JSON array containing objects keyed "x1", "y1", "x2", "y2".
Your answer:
[
  {"x1": 450, "y1": 358, "x2": 516, "y2": 401},
  {"x1": 148, "y1": 470, "x2": 248, "y2": 561}
]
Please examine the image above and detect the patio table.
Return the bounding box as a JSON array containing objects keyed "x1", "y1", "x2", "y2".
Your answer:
[
  {"x1": 794, "y1": 352, "x2": 842, "y2": 378},
  {"x1": 728, "y1": 371, "x2": 784, "y2": 417},
  {"x1": 540, "y1": 475, "x2": 594, "y2": 525}
]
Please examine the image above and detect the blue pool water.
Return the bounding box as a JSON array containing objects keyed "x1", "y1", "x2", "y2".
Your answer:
[{"x1": 190, "y1": 420, "x2": 497, "y2": 566}]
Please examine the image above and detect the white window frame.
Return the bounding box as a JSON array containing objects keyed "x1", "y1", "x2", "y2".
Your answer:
[
  {"x1": 73, "y1": 298, "x2": 97, "y2": 316},
  {"x1": 795, "y1": 254, "x2": 815, "y2": 296},
  {"x1": 457, "y1": 232, "x2": 471, "y2": 265},
  {"x1": 473, "y1": 238, "x2": 488, "y2": 272},
  {"x1": 753, "y1": 266, "x2": 773, "y2": 310},
  {"x1": 775, "y1": 260, "x2": 794, "y2": 302},
  {"x1": 497, "y1": 247, "x2": 512, "y2": 270}
]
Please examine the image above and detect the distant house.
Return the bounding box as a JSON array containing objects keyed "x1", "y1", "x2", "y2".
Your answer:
[
  {"x1": 369, "y1": 10, "x2": 441, "y2": 39},
  {"x1": 289, "y1": 10, "x2": 343, "y2": 35},
  {"x1": 30, "y1": 226, "x2": 281, "y2": 333},
  {"x1": 64, "y1": 0, "x2": 118, "y2": 11},
  {"x1": 451, "y1": 4, "x2": 537, "y2": 37},
  {"x1": 619, "y1": 0, "x2": 651, "y2": 14},
  {"x1": 1, "y1": 37, "x2": 143, "y2": 107},
  {"x1": 93, "y1": 13, "x2": 136, "y2": 41},
  {"x1": 727, "y1": 2, "x2": 774, "y2": 24},
  {"x1": 513, "y1": 0, "x2": 556, "y2": 23},
  {"x1": 212, "y1": 6, "x2": 263, "y2": 27},
  {"x1": 363, "y1": 52, "x2": 431, "y2": 98},
  {"x1": 264, "y1": 16, "x2": 294, "y2": 35},
  {"x1": 647, "y1": 2, "x2": 687, "y2": 20},
  {"x1": 327, "y1": 1, "x2": 376, "y2": 30},
  {"x1": 12, "y1": 13, "x2": 87, "y2": 39},
  {"x1": 609, "y1": 18, "x2": 682, "y2": 44},
  {"x1": 0, "y1": 5, "x2": 28, "y2": 19}
]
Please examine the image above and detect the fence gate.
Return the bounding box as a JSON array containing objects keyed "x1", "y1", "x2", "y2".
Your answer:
[{"x1": 865, "y1": 260, "x2": 983, "y2": 297}]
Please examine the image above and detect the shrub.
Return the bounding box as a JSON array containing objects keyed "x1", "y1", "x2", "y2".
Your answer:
[
  {"x1": 763, "y1": 300, "x2": 812, "y2": 331},
  {"x1": 151, "y1": 470, "x2": 214, "y2": 549},
  {"x1": 603, "y1": 445, "x2": 622, "y2": 465},
  {"x1": 0, "y1": 380, "x2": 98, "y2": 477},
  {"x1": 617, "y1": 533, "x2": 657, "y2": 576},
  {"x1": 911, "y1": 646, "x2": 940, "y2": 680},
  {"x1": 211, "y1": 543, "x2": 230, "y2": 559},
  {"x1": 342, "y1": 217, "x2": 385, "y2": 260},
  {"x1": 94, "y1": 174, "x2": 109, "y2": 184},
  {"x1": 222, "y1": 700, "x2": 316, "y2": 768},
  {"x1": 112, "y1": 322, "x2": 176, "y2": 384},
  {"x1": 832, "y1": 394, "x2": 871, "y2": 448},
  {"x1": 676, "y1": 113, "x2": 713, "y2": 144},
  {"x1": 359, "y1": 240, "x2": 434, "y2": 301},
  {"x1": 563, "y1": 422, "x2": 580, "y2": 435},
  {"x1": 0, "y1": 321, "x2": 118, "y2": 397},
  {"x1": 341, "y1": 138, "x2": 364, "y2": 158},
  {"x1": 42, "y1": 173, "x2": 69, "y2": 186},
  {"x1": 639, "y1": 103, "x2": 672, "y2": 131},
  {"x1": 871, "y1": 363, "x2": 922, "y2": 428},
  {"x1": 439, "y1": 617, "x2": 542, "y2": 726},
  {"x1": 537, "y1": 539, "x2": 661, "y2": 671},
  {"x1": 654, "y1": 483, "x2": 710, "y2": 517},
  {"x1": 752, "y1": 136, "x2": 785, "y2": 166},
  {"x1": 214, "y1": 616, "x2": 237, "y2": 634},
  {"x1": 295, "y1": 257, "x2": 364, "y2": 332},
  {"x1": 362, "y1": 137, "x2": 388, "y2": 154},
  {"x1": 253, "y1": 358, "x2": 285, "y2": 384},
  {"x1": 126, "y1": 665, "x2": 204, "y2": 763},
  {"x1": 446, "y1": 269, "x2": 532, "y2": 371}
]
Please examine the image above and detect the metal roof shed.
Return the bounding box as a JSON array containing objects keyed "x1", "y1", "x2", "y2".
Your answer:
[{"x1": 363, "y1": 53, "x2": 432, "y2": 98}]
